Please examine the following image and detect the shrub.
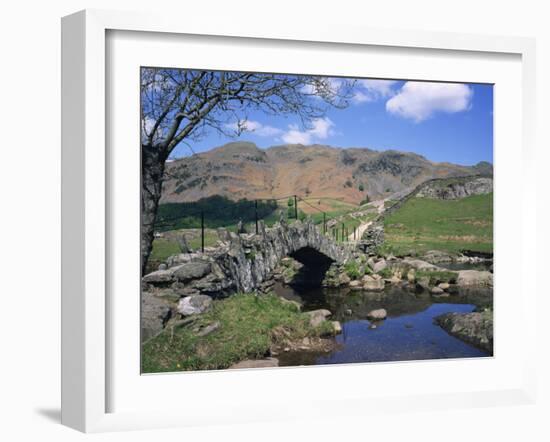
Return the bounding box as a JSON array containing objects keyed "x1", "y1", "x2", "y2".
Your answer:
[
  {"x1": 378, "y1": 267, "x2": 394, "y2": 279},
  {"x1": 344, "y1": 261, "x2": 363, "y2": 279}
]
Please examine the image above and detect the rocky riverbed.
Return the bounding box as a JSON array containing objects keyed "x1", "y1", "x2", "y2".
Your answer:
[{"x1": 142, "y1": 227, "x2": 493, "y2": 367}]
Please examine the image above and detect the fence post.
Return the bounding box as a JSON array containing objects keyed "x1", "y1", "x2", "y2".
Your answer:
[
  {"x1": 294, "y1": 195, "x2": 298, "y2": 219},
  {"x1": 354, "y1": 226, "x2": 356, "y2": 240},
  {"x1": 201, "y1": 211, "x2": 205, "y2": 253},
  {"x1": 342, "y1": 223, "x2": 345, "y2": 242},
  {"x1": 254, "y1": 200, "x2": 258, "y2": 234},
  {"x1": 323, "y1": 212, "x2": 326, "y2": 234}
]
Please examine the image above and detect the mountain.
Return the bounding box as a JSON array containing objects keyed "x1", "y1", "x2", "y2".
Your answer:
[{"x1": 161, "y1": 141, "x2": 492, "y2": 204}]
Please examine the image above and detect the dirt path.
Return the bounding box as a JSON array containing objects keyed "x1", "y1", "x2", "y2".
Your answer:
[
  {"x1": 348, "y1": 220, "x2": 373, "y2": 241},
  {"x1": 347, "y1": 199, "x2": 386, "y2": 242}
]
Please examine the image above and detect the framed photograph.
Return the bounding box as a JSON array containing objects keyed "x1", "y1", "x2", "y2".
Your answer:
[{"x1": 62, "y1": 9, "x2": 537, "y2": 432}]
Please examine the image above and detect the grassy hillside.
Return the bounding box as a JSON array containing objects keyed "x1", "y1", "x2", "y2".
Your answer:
[
  {"x1": 381, "y1": 193, "x2": 493, "y2": 255},
  {"x1": 161, "y1": 142, "x2": 490, "y2": 205}
]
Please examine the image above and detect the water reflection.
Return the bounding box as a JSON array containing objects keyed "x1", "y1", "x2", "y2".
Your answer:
[{"x1": 273, "y1": 282, "x2": 492, "y2": 366}]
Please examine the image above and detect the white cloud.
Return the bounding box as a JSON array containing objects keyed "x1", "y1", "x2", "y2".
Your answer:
[
  {"x1": 225, "y1": 120, "x2": 283, "y2": 137},
  {"x1": 386, "y1": 81, "x2": 473, "y2": 122},
  {"x1": 281, "y1": 117, "x2": 335, "y2": 144},
  {"x1": 353, "y1": 79, "x2": 398, "y2": 103}
]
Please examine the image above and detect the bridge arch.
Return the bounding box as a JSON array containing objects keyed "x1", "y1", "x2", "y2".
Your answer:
[{"x1": 142, "y1": 219, "x2": 354, "y2": 297}]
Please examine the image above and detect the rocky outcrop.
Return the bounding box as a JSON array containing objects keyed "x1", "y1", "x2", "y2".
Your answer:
[
  {"x1": 161, "y1": 142, "x2": 491, "y2": 205},
  {"x1": 305, "y1": 309, "x2": 332, "y2": 327},
  {"x1": 435, "y1": 311, "x2": 493, "y2": 353},
  {"x1": 362, "y1": 275, "x2": 385, "y2": 292},
  {"x1": 415, "y1": 176, "x2": 493, "y2": 200},
  {"x1": 456, "y1": 270, "x2": 493, "y2": 287},
  {"x1": 141, "y1": 291, "x2": 172, "y2": 342}
]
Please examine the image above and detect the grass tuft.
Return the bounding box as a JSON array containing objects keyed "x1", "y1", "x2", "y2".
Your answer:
[{"x1": 141, "y1": 293, "x2": 332, "y2": 373}]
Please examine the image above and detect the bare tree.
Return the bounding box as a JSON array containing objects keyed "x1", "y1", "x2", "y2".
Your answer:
[{"x1": 140, "y1": 68, "x2": 354, "y2": 274}]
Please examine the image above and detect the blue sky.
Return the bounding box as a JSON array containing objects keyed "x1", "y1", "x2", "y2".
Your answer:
[{"x1": 169, "y1": 77, "x2": 493, "y2": 166}]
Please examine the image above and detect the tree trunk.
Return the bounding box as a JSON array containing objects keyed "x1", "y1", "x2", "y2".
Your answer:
[{"x1": 141, "y1": 143, "x2": 167, "y2": 275}]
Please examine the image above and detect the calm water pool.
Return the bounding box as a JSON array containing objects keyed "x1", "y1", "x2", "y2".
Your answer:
[{"x1": 274, "y1": 283, "x2": 491, "y2": 366}]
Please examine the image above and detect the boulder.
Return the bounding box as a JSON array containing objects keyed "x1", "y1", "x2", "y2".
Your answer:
[
  {"x1": 229, "y1": 358, "x2": 279, "y2": 369},
  {"x1": 306, "y1": 309, "x2": 332, "y2": 327},
  {"x1": 389, "y1": 276, "x2": 402, "y2": 285},
  {"x1": 177, "y1": 294, "x2": 213, "y2": 316},
  {"x1": 438, "y1": 282, "x2": 450, "y2": 290},
  {"x1": 407, "y1": 269, "x2": 416, "y2": 283},
  {"x1": 435, "y1": 311, "x2": 493, "y2": 353},
  {"x1": 431, "y1": 286, "x2": 444, "y2": 295},
  {"x1": 332, "y1": 321, "x2": 343, "y2": 334},
  {"x1": 141, "y1": 292, "x2": 172, "y2": 342},
  {"x1": 173, "y1": 260, "x2": 212, "y2": 282},
  {"x1": 367, "y1": 308, "x2": 387, "y2": 320},
  {"x1": 363, "y1": 278, "x2": 385, "y2": 292},
  {"x1": 153, "y1": 288, "x2": 183, "y2": 303},
  {"x1": 421, "y1": 250, "x2": 455, "y2": 264},
  {"x1": 457, "y1": 270, "x2": 493, "y2": 287},
  {"x1": 403, "y1": 258, "x2": 443, "y2": 271},
  {"x1": 339, "y1": 273, "x2": 351, "y2": 286},
  {"x1": 373, "y1": 259, "x2": 387, "y2": 273},
  {"x1": 417, "y1": 277, "x2": 431, "y2": 290},
  {"x1": 142, "y1": 268, "x2": 174, "y2": 284},
  {"x1": 366, "y1": 256, "x2": 376, "y2": 269},
  {"x1": 349, "y1": 280, "x2": 362, "y2": 289}
]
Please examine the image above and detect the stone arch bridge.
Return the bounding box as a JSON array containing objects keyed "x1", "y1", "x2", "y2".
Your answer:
[{"x1": 143, "y1": 219, "x2": 355, "y2": 297}]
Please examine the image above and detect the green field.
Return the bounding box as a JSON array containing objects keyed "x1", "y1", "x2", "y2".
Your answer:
[
  {"x1": 141, "y1": 293, "x2": 333, "y2": 372},
  {"x1": 149, "y1": 229, "x2": 221, "y2": 262},
  {"x1": 381, "y1": 193, "x2": 493, "y2": 256}
]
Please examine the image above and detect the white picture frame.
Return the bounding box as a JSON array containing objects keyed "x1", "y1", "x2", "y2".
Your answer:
[{"x1": 61, "y1": 9, "x2": 537, "y2": 433}]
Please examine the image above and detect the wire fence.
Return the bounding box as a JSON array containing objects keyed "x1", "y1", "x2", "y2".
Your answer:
[{"x1": 153, "y1": 194, "x2": 364, "y2": 252}]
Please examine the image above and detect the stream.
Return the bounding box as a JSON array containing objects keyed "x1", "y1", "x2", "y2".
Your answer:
[{"x1": 273, "y1": 276, "x2": 492, "y2": 366}]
